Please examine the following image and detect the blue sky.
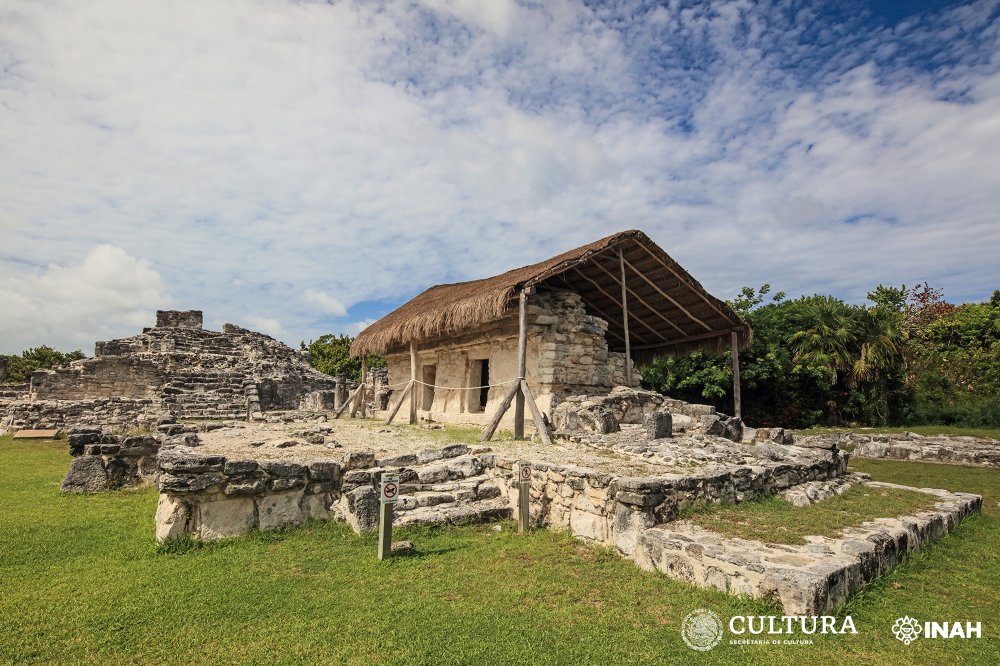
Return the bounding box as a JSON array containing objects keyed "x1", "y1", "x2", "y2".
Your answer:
[{"x1": 1, "y1": 0, "x2": 999, "y2": 353}]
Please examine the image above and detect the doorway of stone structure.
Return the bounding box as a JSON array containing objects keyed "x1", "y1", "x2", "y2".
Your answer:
[
  {"x1": 478, "y1": 359, "x2": 490, "y2": 411},
  {"x1": 422, "y1": 365, "x2": 437, "y2": 411}
]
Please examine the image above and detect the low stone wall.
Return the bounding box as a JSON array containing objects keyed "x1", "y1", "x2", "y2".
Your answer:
[
  {"x1": 1, "y1": 398, "x2": 162, "y2": 435},
  {"x1": 61, "y1": 429, "x2": 162, "y2": 492},
  {"x1": 154, "y1": 444, "x2": 511, "y2": 542},
  {"x1": 633, "y1": 482, "x2": 982, "y2": 614},
  {"x1": 845, "y1": 432, "x2": 1000, "y2": 468},
  {"x1": 486, "y1": 450, "x2": 850, "y2": 555},
  {"x1": 155, "y1": 448, "x2": 343, "y2": 542}
]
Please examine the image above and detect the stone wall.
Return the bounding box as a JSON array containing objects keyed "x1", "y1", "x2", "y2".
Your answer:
[
  {"x1": 1, "y1": 398, "x2": 162, "y2": 435},
  {"x1": 156, "y1": 310, "x2": 203, "y2": 329},
  {"x1": 60, "y1": 429, "x2": 162, "y2": 492},
  {"x1": 485, "y1": 450, "x2": 849, "y2": 555},
  {"x1": 844, "y1": 432, "x2": 1000, "y2": 468},
  {"x1": 384, "y1": 290, "x2": 639, "y2": 427},
  {"x1": 154, "y1": 443, "x2": 509, "y2": 542},
  {"x1": 633, "y1": 482, "x2": 982, "y2": 614},
  {"x1": 155, "y1": 447, "x2": 343, "y2": 542}
]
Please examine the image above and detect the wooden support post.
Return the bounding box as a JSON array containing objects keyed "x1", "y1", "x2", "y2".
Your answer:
[
  {"x1": 334, "y1": 384, "x2": 364, "y2": 419},
  {"x1": 351, "y1": 356, "x2": 368, "y2": 419},
  {"x1": 409, "y1": 340, "x2": 418, "y2": 425},
  {"x1": 385, "y1": 381, "x2": 412, "y2": 425},
  {"x1": 377, "y1": 500, "x2": 393, "y2": 560},
  {"x1": 521, "y1": 380, "x2": 552, "y2": 446},
  {"x1": 619, "y1": 248, "x2": 632, "y2": 386},
  {"x1": 732, "y1": 330, "x2": 742, "y2": 420},
  {"x1": 514, "y1": 289, "x2": 528, "y2": 439},
  {"x1": 359, "y1": 356, "x2": 367, "y2": 418},
  {"x1": 481, "y1": 380, "x2": 520, "y2": 442}
]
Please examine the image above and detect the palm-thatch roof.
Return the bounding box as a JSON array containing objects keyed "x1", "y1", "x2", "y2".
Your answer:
[{"x1": 351, "y1": 230, "x2": 750, "y2": 360}]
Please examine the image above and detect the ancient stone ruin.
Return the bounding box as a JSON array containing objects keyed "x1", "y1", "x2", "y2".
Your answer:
[
  {"x1": 136, "y1": 385, "x2": 981, "y2": 614},
  {"x1": 0, "y1": 310, "x2": 340, "y2": 434}
]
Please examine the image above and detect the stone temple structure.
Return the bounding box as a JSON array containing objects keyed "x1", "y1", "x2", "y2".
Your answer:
[{"x1": 0, "y1": 310, "x2": 338, "y2": 433}]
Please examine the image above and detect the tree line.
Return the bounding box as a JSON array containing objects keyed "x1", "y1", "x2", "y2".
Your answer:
[{"x1": 642, "y1": 283, "x2": 1000, "y2": 428}]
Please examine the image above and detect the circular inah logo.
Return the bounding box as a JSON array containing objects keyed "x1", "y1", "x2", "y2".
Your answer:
[
  {"x1": 892, "y1": 616, "x2": 921, "y2": 645},
  {"x1": 681, "y1": 609, "x2": 724, "y2": 651}
]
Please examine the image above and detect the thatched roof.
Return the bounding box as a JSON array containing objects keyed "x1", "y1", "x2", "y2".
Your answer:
[{"x1": 351, "y1": 230, "x2": 750, "y2": 360}]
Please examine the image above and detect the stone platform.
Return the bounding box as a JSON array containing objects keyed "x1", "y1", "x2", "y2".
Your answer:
[
  {"x1": 843, "y1": 432, "x2": 1000, "y2": 468},
  {"x1": 633, "y1": 482, "x2": 982, "y2": 614}
]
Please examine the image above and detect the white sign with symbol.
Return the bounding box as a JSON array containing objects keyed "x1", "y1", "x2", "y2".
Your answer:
[
  {"x1": 519, "y1": 465, "x2": 532, "y2": 484},
  {"x1": 380, "y1": 474, "x2": 400, "y2": 504}
]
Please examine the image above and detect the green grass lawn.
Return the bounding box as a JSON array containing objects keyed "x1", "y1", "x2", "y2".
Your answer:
[
  {"x1": 0, "y1": 436, "x2": 997, "y2": 664},
  {"x1": 686, "y1": 484, "x2": 940, "y2": 545}
]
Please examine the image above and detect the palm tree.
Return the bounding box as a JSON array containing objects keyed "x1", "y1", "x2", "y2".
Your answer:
[{"x1": 790, "y1": 297, "x2": 856, "y2": 385}]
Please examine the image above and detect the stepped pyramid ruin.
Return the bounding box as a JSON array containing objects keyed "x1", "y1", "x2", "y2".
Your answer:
[{"x1": 1, "y1": 310, "x2": 338, "y2": 432}]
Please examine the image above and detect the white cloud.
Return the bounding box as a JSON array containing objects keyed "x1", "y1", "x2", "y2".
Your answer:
[
  {"x1": 303, "y1": 289, "x2": 347, "y2": 316},
  {"x1": 243, "y1": 316, "x2": 286, "y2": 338},
  {"x1": 0, "y1": 245, "x2": 167, "y2": 353},
  {"x1": 1, "y1": 0, "x2": 998, "y2": 353}
]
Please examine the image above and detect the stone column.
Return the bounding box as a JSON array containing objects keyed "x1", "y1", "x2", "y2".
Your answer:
[
  {"x1": 334, "y1": 375, "x2": 348, "y2": 409},
  {"x1": 0, "y1": 357, "x2": 7, "y2": 383}
]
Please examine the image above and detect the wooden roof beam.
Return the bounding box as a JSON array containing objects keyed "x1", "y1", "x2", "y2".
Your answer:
[
  {"x1": 569, "y1": 268, "x2": 663, "y2": 344},
  {"x1": 585, "y1": 258, "x2": 691, "y2": 337}
]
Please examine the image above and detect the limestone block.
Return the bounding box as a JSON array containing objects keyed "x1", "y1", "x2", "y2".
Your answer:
[
  {"x1": 258, "y1": 491, "x2": 305, "y2": 531},
  {"x1": 341, "y1": 486, "x2": 379, "y2": 533},
  {"x1": 197, "y1": 497, "x2": 256, "y2": 539},
  {"x1": 155, "y1": 494, "x2": 190, "y2": 542},
  {"x1": 644, "y1": 411, "x2": 672, "y2": 439},
  {"x1": 61, "y1": 456, "x2": 109, "y2": 493},
  {"x1": 570, "y1": 509, "x2": 610, "y2": 543},
  {"x1": 612, "y1": 504, "x2": 656, "y2": 555}
]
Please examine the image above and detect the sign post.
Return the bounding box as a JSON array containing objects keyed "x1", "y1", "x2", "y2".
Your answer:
[
  {"x1": 518, "y1": 463, "x2": 531, "y2": 533},
  {"x1": 378, "y1": 474, "x2": 400, "y2": 560}
]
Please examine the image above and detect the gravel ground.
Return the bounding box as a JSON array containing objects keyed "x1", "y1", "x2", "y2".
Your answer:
[{"x1": 195, "y1": 417, "x2": 669, "y2": 475}]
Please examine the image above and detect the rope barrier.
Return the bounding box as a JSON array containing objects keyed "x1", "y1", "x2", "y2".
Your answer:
[{"x1": 371, "y1": 378, "x2": 520, "y2": 391}]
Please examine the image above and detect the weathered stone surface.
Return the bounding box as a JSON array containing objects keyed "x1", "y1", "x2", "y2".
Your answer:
[
  {"x1": 61, "y1": 456, "x2": 109, "y2": 493},
  {"x1": 633, "y1": 483, "x2": 981, "y2": 614},
  {"x1": 197, "y1": 497, "x2": 256, "y2": 539},
  {"x1": 307, "y1": 460, "x2": 341, "y2": 481},
  {"x1": 391, "y1": 540, "x2": 416, "y2": 556},
  {"x1": 259, "y1": 460, "x2": 307, "y2": 478},
  {"x1": 848, "y1": 432, "x2": 1000, "y2": 468},
  {"x1": 158, "y1": 449, "x2": 225, "y2": 474},
  {"x1": 155, "y1": 494, "x2": 190, "y2": 542},
  {"x1": 258, "y1": 491, "x2": 304, "y2": 531},
  {"x1": 343, "y1": 451, "x2": 376, "y2": 471},
  {"x1": 644, "y1": 411, "x2": 672, "y2": 440},
  {"x1": 341, "y1": 486, "x2": 379, "y2": 533}
]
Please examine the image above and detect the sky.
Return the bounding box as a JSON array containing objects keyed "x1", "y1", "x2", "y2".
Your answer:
[{"x1": 1, "y1": 0, "x2": 999, "y2": 354}]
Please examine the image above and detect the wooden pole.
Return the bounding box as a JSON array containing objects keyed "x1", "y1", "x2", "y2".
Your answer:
[
  {"x1": 514, "y1": 289, "x2": 528, "y2": 439},
  {"x1": 409, "y1": 340, "x2": 418, "y2": 425},
  {"x1": 385, "y1": 381, "x2": 412, "y2": 425},
  {"x1": 732, "y1": 330, "x2": 742, "y2": 420},
  {"x1": 360, "y1": 356, "x2": 367, "y2": 418},
  {"x1": 481, "y1": 380, "x2": 520, "y2": 442},
  {"x1": 334, "y1": 384, "x2": 364, "y2": 419},
  {"x1": 351, "y1": 356, "x2": 368, "y2": 418},
  {"x1": 377, "y1": 501, "x2": 393, "y2": 560},
  {"x1": 521, "y1": 380, "x2": 552, "y2": 446},
  {"x1": 619, "y1": 248, "x2": 632, "y2": 386}
]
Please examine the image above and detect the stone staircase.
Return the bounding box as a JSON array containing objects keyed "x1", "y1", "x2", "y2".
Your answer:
[
  {"x1": 339, "y1": 445, "x2": 513, "y2": 530},
  {"x1": 160, "y1": 370, "x2": 248, "y2": 420}
]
